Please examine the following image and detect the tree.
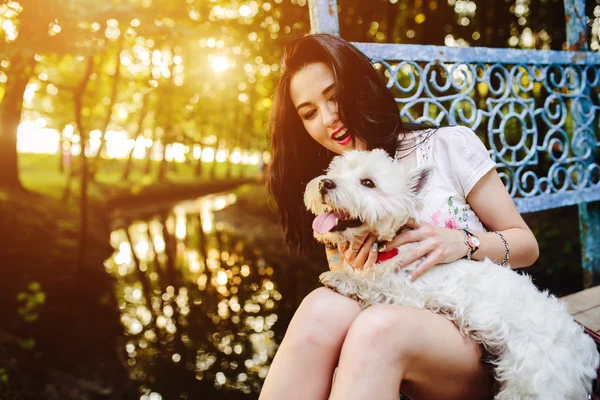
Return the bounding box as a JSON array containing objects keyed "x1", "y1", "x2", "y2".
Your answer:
[
  {"x1": 0, "y1": 0, "x2": 248, "y2": 189},
  {"x1": 0, "y1": 0, "x2": 119, "y2": 190},
  {"x1": 0, "y1": 51, "x2": 35, "y2": 190}
]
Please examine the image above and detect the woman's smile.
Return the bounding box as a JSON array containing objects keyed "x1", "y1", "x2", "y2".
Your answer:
[{"x1": 331, "y1": 126, "x2": 352, "y2": 145}]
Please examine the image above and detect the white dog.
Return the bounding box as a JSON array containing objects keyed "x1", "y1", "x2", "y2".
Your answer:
[{"x1": 303, "y1": 149, "x2": 599, "y2": 400}]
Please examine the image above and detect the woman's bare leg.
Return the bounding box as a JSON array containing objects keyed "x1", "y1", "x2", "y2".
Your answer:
[
  {"x1": 259, "y1": 287, "x2": 362, "y2": 400},
  {"x1": 329, "y1": 305, "x2": 494, "y2": 400}
]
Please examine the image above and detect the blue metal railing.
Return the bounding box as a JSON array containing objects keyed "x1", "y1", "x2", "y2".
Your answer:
[{"x1": 308, "y1": 0, "x2": 599, "y2": 286}]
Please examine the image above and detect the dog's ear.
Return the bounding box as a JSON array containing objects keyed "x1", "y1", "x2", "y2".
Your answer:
[
  {"x1": 407, "y1": 164, "x2": 434, "y2": 196},
  {"x1": 304, "y1": 175, "x2": 326, "y2": 212}
]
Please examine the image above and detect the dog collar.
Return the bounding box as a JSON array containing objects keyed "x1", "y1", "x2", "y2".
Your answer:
[{"x1": 376, "y1": 247, "x2": 399, "y2": 263}]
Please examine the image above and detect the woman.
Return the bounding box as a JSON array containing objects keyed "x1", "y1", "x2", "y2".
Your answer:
[{"x1": 260, "y1": 34, "x2": 539, "y2": 400}]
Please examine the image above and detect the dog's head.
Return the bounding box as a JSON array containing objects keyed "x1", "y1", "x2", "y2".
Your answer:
[{"x1": 304, "y1": 149, "x2": 433, "y2": 246}]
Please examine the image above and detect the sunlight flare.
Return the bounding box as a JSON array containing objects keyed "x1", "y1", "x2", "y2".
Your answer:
[{"x1": 211, "y1": 56, "x2": 231, "y2": 73}]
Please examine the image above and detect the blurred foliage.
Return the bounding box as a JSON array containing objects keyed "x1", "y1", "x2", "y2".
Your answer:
[
  {"x1": 0, "y1": 0, "x2": 312, "y2": 188},
  {"x1": 16, "y1": 281, "x2": 45, "y2": 323},
  {"x1": 337, "y1": 0, "x2": 569, "y2": 50}
]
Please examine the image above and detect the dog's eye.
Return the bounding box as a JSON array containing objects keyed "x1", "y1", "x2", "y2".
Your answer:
[{"x1": 360, "y1": 179, "x2": 376, "y2": 188}]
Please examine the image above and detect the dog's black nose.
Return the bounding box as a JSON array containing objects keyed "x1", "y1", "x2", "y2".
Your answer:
[{"x1": 319, "y1": 179, "x2": 336, "y2": 195}]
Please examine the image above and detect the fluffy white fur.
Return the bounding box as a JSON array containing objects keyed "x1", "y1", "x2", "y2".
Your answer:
[{"x1": 303, "y1": 149, "x2": 599, "y2": 400}]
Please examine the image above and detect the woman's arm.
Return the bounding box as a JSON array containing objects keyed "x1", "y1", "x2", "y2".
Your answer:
[
  {"x1": 466, "y1": 168, "x2": 539, "y2": 268},
  {"x1": 325, "y1": 246, "x2": 345, "y2": 270},
  {"x1": 383, "y1": 169, "x2": 539, "y2": 281}
]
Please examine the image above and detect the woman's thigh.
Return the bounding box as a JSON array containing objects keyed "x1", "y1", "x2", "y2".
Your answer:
[
  {"x1": 400, "y1": 307, "x2": 493, "y2": 400},
  {"x1": 259, "y1": 287, "x2": 362, "y2": 400},
  {"x1": 342, "y1": 305, "x2": 494, "y2": 400}
]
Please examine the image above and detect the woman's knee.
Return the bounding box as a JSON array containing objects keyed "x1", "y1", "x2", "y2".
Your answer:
[
  {"x1": 286, "y1": 287, "x2": 361, "y2": 349},
  {"x1": 344, "y1": 305, "x2": 419, "y2": 357}
]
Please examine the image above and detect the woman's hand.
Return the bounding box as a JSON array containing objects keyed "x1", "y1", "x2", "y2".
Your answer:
[
  {"x1": 384, "y1": 218, "x2": 467, "y2": 281},
  {"x1": 338, "y1": 233, "x2": 379, "y2": 270}
]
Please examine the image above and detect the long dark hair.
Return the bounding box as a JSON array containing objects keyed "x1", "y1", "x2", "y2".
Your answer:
[{"x1": 267, "y1": 33, "x2": 430, "y2": 255}]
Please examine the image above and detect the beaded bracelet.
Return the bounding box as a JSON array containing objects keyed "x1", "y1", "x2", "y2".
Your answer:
[{"x1": 493, "y1": 231, "x2": 510, "y2": 267}]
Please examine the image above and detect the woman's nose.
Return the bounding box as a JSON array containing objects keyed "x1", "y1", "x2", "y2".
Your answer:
[{"x1": 322, "y1": 103, "x2": 339, "y2": 127}]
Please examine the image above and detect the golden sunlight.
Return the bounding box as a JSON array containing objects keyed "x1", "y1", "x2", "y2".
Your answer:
[
  {"x1": 16, "y1": 120, "x2": 261, "y2": 166},
  {"x1": 216, "y1": 270, "x2": 228, "y2": 286},
  {"x1": 0, "y1": 2, "x2": 21, "y2": 42},
  {"x1": 211, "y1": 56, "x2": 231, "y2": 73}
]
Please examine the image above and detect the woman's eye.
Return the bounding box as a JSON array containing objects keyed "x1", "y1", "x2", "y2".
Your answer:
[
  {"x1": 329, "y1": 94, "x2": 338, "y2": 102},
  {"x1": 360, "y1": 179, "x2": 376, "y2": 188},
  {"x1": 303, "y1": 110, "x2": 316, "y2": 120}
]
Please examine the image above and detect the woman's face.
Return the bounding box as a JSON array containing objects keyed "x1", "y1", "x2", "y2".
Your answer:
[{"x1": 289, "y1": 62, "x2": 366, "y2": 155}]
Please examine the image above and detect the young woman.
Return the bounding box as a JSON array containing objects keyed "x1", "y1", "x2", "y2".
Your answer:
[{"x1": 260, "y1": 34, "x2": 539, "y2": 400}]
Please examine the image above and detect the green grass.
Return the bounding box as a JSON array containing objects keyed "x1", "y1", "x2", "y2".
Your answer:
[
  {"x1": 231, "y1": 182, "x2": 279, "y2": 222},
  {"x1": 19, "y1": 153, "x2": 261, "y2": 204}
]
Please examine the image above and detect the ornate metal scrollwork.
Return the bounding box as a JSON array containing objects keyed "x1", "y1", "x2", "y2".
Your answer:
[{"x1": 361, "y1": 43, "x2": 600, "y2": 212}]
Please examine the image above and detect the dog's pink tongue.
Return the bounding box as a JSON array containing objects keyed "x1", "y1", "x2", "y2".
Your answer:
[{"x1": 312, "y1": 212, "x2": 342, "y2": 234}]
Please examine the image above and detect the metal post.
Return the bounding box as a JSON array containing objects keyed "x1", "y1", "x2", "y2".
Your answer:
[
  {"x1": 564, "y1": 0, "x2": 600, "y2": 287},
  {"x1": 308, "y1": 0, "x2": 340, "y2": 35},
  {"x1": 579, "y1": 201, "x2": 600, "y2": 288},
  {"x1": 564, "y1": 0, "x2": 589, "y2": 51}
]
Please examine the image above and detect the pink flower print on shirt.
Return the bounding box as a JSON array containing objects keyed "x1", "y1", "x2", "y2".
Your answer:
[
  {"x1": 430, "y1": 199, "x2": 462, "y2": 230},
  {"x1": 431, "y1": 210, "x2": 443, "y2": 226},
  {"x1": 444, "y1": 217, "x2": 459, "y2": 229}
]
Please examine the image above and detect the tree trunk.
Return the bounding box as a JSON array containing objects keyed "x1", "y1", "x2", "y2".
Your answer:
[
  {"x1": 240, "y1": 91, "x2": 256, "y2": 179},
  {"x1": 143, "y1": 125, "x2": 156, "y2": 176},
  {"x1": 157, "y1": 54, "x2": 175, "y2": 182},
  {"x1": 0, "y1": 52, "x2": 36, "y2": 190},
  {"x1": 184, "y1": 140, "x2": 194, "y2": 168},
  {"x1": 93, "y1": 41, "x2": 123, "y2": 163},
  {"x1": 58, "y1": 133, "x2": 66, "y2": 174},
  {"x1": 122, "y1": 143, "x2": 137, "y2": 181},
  {"x1": 225, "y1": 148, "x2": 233, "y2": 180},
  {"x1": 386, "y1": 0, "x2": 399, "y2": 42},
  {"x1": 226, "y1": 105, "x2": 243, "y2": 179},
  {"x1": 195, "y1": 144, "x2": 203, "y2": 177},
  {"x1": 170, "y1": 155, "x2": 178, "y2": 173},
  {"x1": 74, "y1": 56, "x2": 95, "y2": 274},
  {"x1": 122, "y1": 93, "x2": 150, "y2": 180},
  {"x1": 209, "y1": 137, "x2": 222, "y2": 180}
]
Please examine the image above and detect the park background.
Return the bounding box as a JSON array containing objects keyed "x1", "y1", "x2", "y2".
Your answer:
[{"x1": 0, "y1": 0, "x2": 599, "y2": 399}]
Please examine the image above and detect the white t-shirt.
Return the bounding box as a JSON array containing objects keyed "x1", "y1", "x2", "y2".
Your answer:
[{"x1": 395, "y1": 126, "x2": 496, "y2": 233}]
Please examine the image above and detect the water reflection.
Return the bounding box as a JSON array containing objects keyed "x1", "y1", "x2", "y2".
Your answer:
[{"x1": 105, "y1": 193, "x2": 289, "y2": 399}]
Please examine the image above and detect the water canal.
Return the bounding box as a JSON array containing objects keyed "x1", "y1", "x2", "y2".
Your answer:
[{"x1": 105, "y1": 191, "x2": 325, "y2": 399}]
